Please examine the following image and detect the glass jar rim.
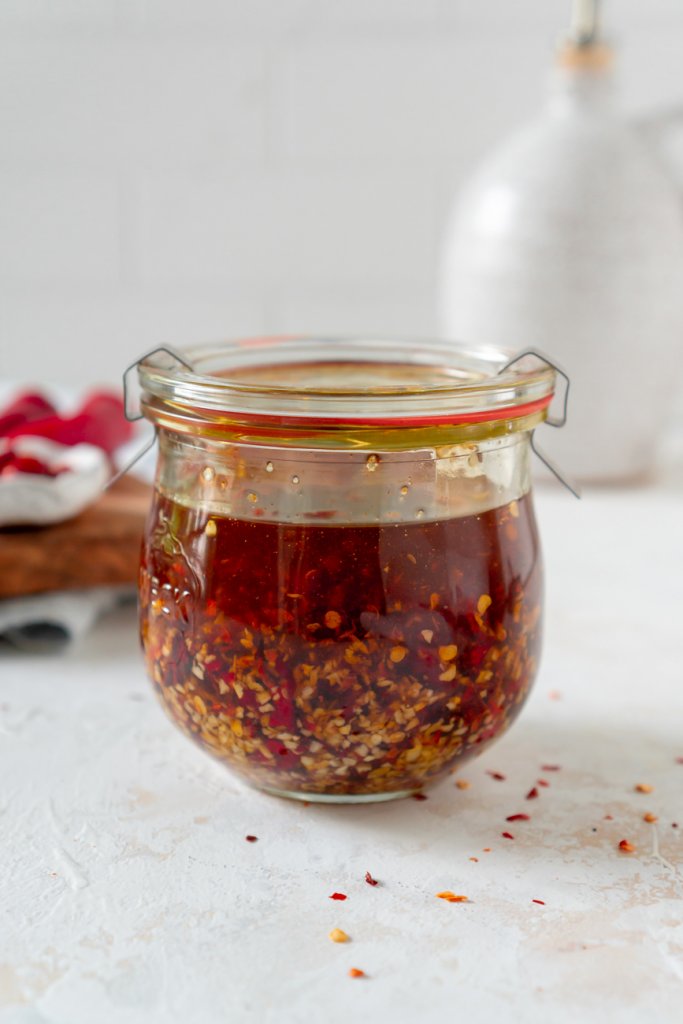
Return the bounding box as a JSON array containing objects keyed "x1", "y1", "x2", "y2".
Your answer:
[{"x1": 139, "y1": 336, "x2": 555, "y2": 432}]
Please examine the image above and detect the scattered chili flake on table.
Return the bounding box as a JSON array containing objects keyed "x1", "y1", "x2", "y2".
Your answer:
[
  {"x1": 618, "y1": 839, "x2": 635, "y2": 853},
  {"x1": 634, "y1": 783, "x2": 653, "y2": 794},
  {"x1": 541, "y1": 765, "x2": 561, "y2": 771},
  {"x1": 548, "y1": 690, "x2": 562, "y2": 700},
  {"x1": 365, "y1": 871, "x2": 379, "y2": 887},
  {"x1": 531, "y1": 899, "x2": 545, "y2": 905},
  {"x1": 675, "y1": 757, "x2": 683, "y2": 765},
  {"x1": 526, "y1": 787, "x2": 539, "y2": 800},
  {"x1": 330, "y1": 892, "x2": 347, "y2": 901},
  {"x1": 436, "y1": 891, "x2": 468, "y2": 903},
  {"x1": 502, "y1": 831, "x2": 515, "y2": 840},
  {"x1": 537, "y1": 779, "x2": 550, "y2": 787},
  {"x1": 412, "y1": 792, "x2": 428, "y2": 801},
  {"x1": 672, "y1": 823, "x2": 679, "y2": 829},
  {"x1": 329, "y1": 929, "x2": 349, "y2": 943},
  {"x1": 604, "y1": 814, "x2": 613, "y2": 820},
  {"x1": 348, "y1": 968, "x2": 365, "y2": 979},
  {"x1": 469, "y1": 857, "x2": 479, "y2": 862},
  {"x1": 245, "y1": 835, "x2": 258, "y2": 842},
  {"x1": 643, "y1": 813, "x2": 658, "y2": 823},
  {"x1": 506, "y1": 813, "x2": 530, "y2": 822},
  {"x1": 455, "y1": 779, "x2": 471, "y2": 790},
  {"x1": 487, "y1": 771, "x2": 506, "y2": 781}
]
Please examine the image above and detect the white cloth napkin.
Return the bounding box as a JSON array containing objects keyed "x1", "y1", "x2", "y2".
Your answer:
[{"x1": 0, "y1": 587, "x2": 135, "y2": 652}]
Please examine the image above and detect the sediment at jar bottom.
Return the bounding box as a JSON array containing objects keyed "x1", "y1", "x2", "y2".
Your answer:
[{"x1": 139, "y1": 493, "x2": 542, "y2": 796}]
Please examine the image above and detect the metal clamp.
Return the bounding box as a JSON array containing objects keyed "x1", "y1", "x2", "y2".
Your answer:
[
  {"x1": 105, "y1": 346, "x2": 195, "y2": 491},
  {"x1": 498, "y1": 348, "x2": 581, "y2": 499},
  {"x1": 122, "y1": 345, "x2": 194, "y2": 422}
]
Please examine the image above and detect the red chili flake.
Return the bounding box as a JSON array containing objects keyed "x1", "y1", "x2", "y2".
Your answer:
[
  {"x1": 673, "y1": 823, "x2": 679, "y2": 828},
  {"x1": 618, "y1": 839, "x2": 635, "y2": 853},
  {"x1": 482, "y1": 847, "x2": 492, "y2": 853},
  {"x1": 365, "y1": 871, "x2": 378, "y2": 887},
  {"x1": 506, "y1": 813, "x2": 530, "y2": 822},
  {"x1": 487, "y1": 771, "x2": 506, "y2": 781},
  {"x1": 412, "y1": 792, "x2": 428, "y2": 801},
  {"x1": 525, "y1": 787, "x2": 538, "y2": 800},
  {"x1": 245, "y1": 835, "x2": 258, "y2": 842},
  {"x1": 469, "y1": 856, "x2": 479, "y2": 862},
  {"x1": 541, "y1": 765, "x2": 561, "y2": 771},
  {"x1": 537, "y1": 779, "x2": 550, "y2": 787},
  {"x1": 676, "y1": 757, "x2": 683, "y2": 765},
  {"x1": 643, "y1": 812, "x2": 658, "y2": 823},
  {"x1": 501, "y1": 831, "x2": 514, "y2": 840},
  {"x1": 348, "y1": 968, "x2": 365, "y2": 979},
  {"x1": 634, "y1": 783, "x2": 653, "y2": 793},
  {"x1": 604, "y1": 814, "x2": 613, "y2": 820},
  {"x1": 531, "y1": 899, "x2": 545, "y2": 905},
  {"x1": 548, "y1": 690, "x2": 562, "y2": 700},
  {"x1": 436, "y1": 891, "x2": 468, "y2": 902},
  {"x1": 330, "y1": 892, "x2": 347, "y2": 901}
]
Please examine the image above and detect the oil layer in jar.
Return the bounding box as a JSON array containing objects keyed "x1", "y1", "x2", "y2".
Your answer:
[{"x1": 139, "y1": 493, "x2": 541, "y2": 797}]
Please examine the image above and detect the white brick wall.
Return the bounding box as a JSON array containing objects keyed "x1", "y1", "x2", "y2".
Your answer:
[{"x1": 1, "y1": 0, "x2": 683, "y2": 387}]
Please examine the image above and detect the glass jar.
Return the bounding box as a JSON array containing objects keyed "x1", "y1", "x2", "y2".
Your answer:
[{"x1": 137, "y1": 337, "x2": 555, "y2": 802}]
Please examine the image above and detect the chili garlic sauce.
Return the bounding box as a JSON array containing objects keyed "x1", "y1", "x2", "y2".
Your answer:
[{"x1": 140, "y1": 485, "x2": 541, "y2": 797}]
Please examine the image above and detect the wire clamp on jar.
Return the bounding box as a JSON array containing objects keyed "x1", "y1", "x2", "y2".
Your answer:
[
  {"x1": 499, "y1": 348, "x2": 580, "y2": 499},
  {"x1": 106, "y1": 346, "x2": 195, "y2": 489}
]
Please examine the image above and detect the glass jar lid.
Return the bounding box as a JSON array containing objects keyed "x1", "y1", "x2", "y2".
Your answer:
[{"x1": 138, "y1": 335, "x2": 555, "y2": 448}]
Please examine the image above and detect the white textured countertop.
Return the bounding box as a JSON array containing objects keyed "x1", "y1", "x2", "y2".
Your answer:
[{"x1": 2, "y1": 482, "x2": 683, "y2": 1024}]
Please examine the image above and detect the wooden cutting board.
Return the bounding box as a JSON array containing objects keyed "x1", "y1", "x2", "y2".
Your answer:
[{"x1": 0, "y1": 475, "x2": 152, "y2": 599}]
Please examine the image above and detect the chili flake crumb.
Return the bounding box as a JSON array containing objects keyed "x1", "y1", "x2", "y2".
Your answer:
[
  {"x1": 502, "y1": 831, "x2": 514, "y2": 840},
  {"x1": 412, "y1": 792, "x2": 428, "y2": 801},
  {"x1": 634, "y1": 783, "x2": 653, "y2": 794},
  {"x1": 506, "y1": 813, "x2": 530, "y2": 822},
  {"x1": 324, "y1": 610, "x2": 342, "y2": 630},
  {"x1": 483, "y1": 848, "x2": 492, "y2": 853},
  {"x1": 245, "y1": 834, "x2": 258, "y2": 842},
  {"x1": 676, "y1": 757, "x2": 683, "y2": 765},
  {"x1": 537, "y1": 779, "x2": 549, "y2": 787},
  {"x1": 548, "y1": 690, "x2": 562, "y2": 700},
  {"x1": 469, "y1": 857, "x2": 479, "y2": 862},
  {"x1": 329, "y1": 929, "x2": 349, "y2": 943},
  {"x1": 643, "y1": 813, "x2": 658, "y2": 823},
  {"x1": 618, "y1": 839, "x2": 635, "y2": 853},
  {"x1": 487, "y1": 770, "x2": 506, "y2": 781},
  {"x1": 456, "y1": 779, "x2": 471, "y2": 790},
  {"x1": 389, "y1": 645, "x2": 408, "y2": 663},
  {"x1": 672, "y1": 823, "x2": 679, "y2": 828},
  {"x1": 604, "y1": 814, "x2": 613, "y2": 820},
  {"x1": 365, "y1": 871, "x2": 379, "y2": 887},
  {"x1": 348, "y1": 968, "x2": 365, "y2": 979},
  {"x1": 541, "y1": 765, "x2": 561, "y2": 771},
  {"x1": 531, "y1": 899, "x2": 545, "y2": 905},
  {"x1": 330, "y1": 892, "x2": 347, "y2": 901},
  {"x1": 436, "y1": 891, "x2": 468, "y2": 903},
  {"x1": 526, "y1": 787, "x2": 539, "y2": 800}
]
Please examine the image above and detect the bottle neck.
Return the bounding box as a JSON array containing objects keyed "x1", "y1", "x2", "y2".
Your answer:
[{"x1": 548, "y1": 43, "x2": 615, "y2": 115}]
